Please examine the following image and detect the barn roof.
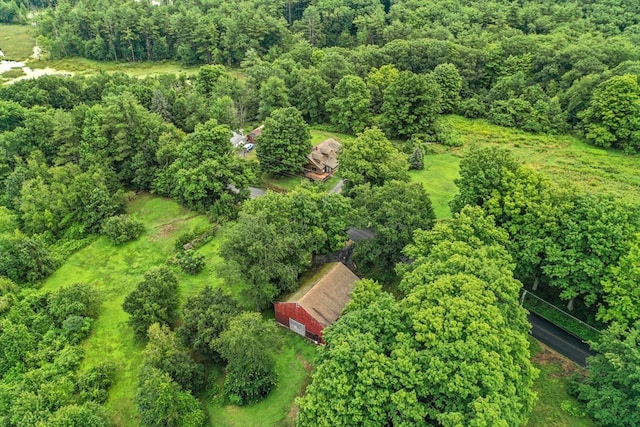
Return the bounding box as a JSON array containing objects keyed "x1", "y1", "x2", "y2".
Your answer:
[{"x1": 284, "y1": 262, "x2": 359, "y2": 327}]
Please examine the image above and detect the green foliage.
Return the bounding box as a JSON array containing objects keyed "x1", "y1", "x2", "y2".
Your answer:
[
  {"x1": 0, "y1": 282, "x2": 107, "y2": 427},
  {"x1": 47, "y1": 282, "x2": 100, "y2": 325},
  {"x1": 0, "y1": 232, "x2": 56, "y2": 284},
  {"x1": 338, "y1": 127, "x2": 409, "y2": 191},
  {"x1": 409, "y1": 147, "x2": 424, "y2": 170},
  {"x1": 366, "y1": 64, "x2": 399, "y2": 114},
  {"x1": 157, "y1": 119, "x2": 252, "y2": 212},
  {"x1": 221, "y1": 186, "x2": 351, "y2": 308},
  {"x1": 299, "y1": 208, "x2": 536, "y2": 426},
  {"x1": 432, "y1": 63, "x2": 463, "y2": 114},
  {"x1": 256, "y1": 107, "x2": 311, "y2": 176},
  {"x1": 47, "y1": 402, "x2": 110, "y2": 427},
  {"x1": 176, "y1": 249, "x2": 205, "y2": 275},
  {"x1": 380, "y1": 71, "x2": 442, "y2": 139},
  {"x1": 599, "y1": 235, "x2": 640, "y2": 327},
  {"x1": 325, "y1": 75, "x2": 371, "y2": 134},
  {"x1": 215, "y1": 312, "x2": 279, "y2": 405},
  {"x1": 136, "y1": 366, "x2": 206, "y2": 427},
  {"x1": 449, "y1": 145, "x2": 521, "y2": 213},
  {"x1": 177, "y1": 286, "x2": 240, "y2": 363},
  {"x1": 143, "y1": 324, "x2": 205, "y2": 394},
  {"x1": 571, "y1": 321, "x2": 640, "y2": 427},
  {"x1": 291, "y1": 67, "x2": 332, "y2": 123},
  {"x1": 101, "y1": 214, "x2": 145, "y2": 245},
  {"x1": 580, "y1": 74, "x2": 640, "y2": 153},
  {"x1": 258, "y1": 76, "x2": 290, "y2": 120},
  {"x1": 351, "y1": 180, "x2": 435, "y2": 279},
  {"x1": 122, "y1": 266, "x2": 180, "y2": 340}
]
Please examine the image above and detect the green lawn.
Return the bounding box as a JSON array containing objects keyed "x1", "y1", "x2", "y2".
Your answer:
[
  {"x1": 207, "y1": 331, "x2": 317, "y2": 427},
  {"x1": 40, "y1": 194, "x2": 226, "y2": 426},
  {"x1": 409, "y1": 152, "x2": 461, "y2": 219},
  {"x1": 0, "y1": 24, "x2": 35, "y2": 60},
  {"x1": 40, "y1": 194, "x2": 317, "y2": 427},
  {"x1": 443, "y1": 115, "x2": 640, "y2": 204},
  {"x1": 528, "y1": 339, "x2": 595, "y2": 427}
]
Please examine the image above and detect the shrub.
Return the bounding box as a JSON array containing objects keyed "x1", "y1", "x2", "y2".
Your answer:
[
  {"x1": 174, "y1": 227, "x2": 216, "y2": 251},
  {"x1": 409, "y1": 147, "x2": 424, "y2": 170},
  {"x1": 177, "y1": 250, "x2": 205, "y2": 275},
  {"x1": 102, "y1": 215, "x2": 144, "y2": 245}
]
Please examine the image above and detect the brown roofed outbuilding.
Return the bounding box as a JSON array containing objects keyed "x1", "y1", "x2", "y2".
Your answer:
[{"x1": 274, "y1": 262, "x2": 359, "y2": 343}]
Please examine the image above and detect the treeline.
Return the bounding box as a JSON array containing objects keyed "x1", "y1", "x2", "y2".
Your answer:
[
  {"x1": 451, "y1": 146, "x2": 640, "y2": 425},
  {"x1": 0, "y1": 70, "x2": 254, "y2": 286},
  {"x1": 0, "y1": 282, "x2": 114, "y2": 425},
  {"x1": 31, "y1": 0, "x2": 640, "y2": 151}
]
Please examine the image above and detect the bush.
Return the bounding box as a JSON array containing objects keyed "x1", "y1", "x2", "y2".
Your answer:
[
  {"x1": 174, "y1": 227, "x2": 216, "y2": 251},
  {"x1": 177, "y1": 250, "x2": 205, "y2": 275},
  {"x1": 459, "y1": 97, "x2": 487, "y2": 119},
  {"x1": 409, "y1": 147, "x2": 424, "y2": 170},
  {"x1": 102, "y1": 215, "x2": 144, "y2": 245}
]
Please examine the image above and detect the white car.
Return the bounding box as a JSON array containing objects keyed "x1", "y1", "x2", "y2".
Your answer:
[{"x1": 243, "y1": 143, "x2": 255, "y2": 151}]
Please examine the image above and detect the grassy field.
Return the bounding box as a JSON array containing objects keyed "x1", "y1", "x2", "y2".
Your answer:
[
  {"x1": 409, "y1": 116, "x2": 640, "y2": 218},
  {"x1": 443, "y1": 115, "x2": 640, "y2": 204},
  {"x1": 40, "y1": 194, "x2": 316, "y2": 426},
  {"x1": 29, "y1": 57, "x2": 200, "y2": 78},
  {"x1": 40, "y1": 195, "x2": 219, "y2": 426},
  {"x1": 207, "y1": 332, "x2": 317, "y2": 426},
  {"x1": 409, "y1": 152, "x2": 460, "y2": 219},
  {"x1": 528, "y1": 339, "x2": 595, "y2": 427},
  {"x1": 0, "y1": 24, "x2": 35, "y2": 60}
]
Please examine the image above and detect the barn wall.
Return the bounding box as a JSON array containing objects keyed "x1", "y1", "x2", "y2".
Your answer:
[{"x1": 274, "y1": 302, "x2": 326, "y2": 343}]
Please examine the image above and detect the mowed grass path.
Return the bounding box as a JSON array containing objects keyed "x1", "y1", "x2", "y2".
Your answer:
[{"x1": 40, "y1": 195, "x2": 223, "y2": 426}]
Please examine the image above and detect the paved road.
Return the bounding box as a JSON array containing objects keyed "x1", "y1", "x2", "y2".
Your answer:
[{"x1": 528, "y1": 312, "x2": 595, "y2": 366}]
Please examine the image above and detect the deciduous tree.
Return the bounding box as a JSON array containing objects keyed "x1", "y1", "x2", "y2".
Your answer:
[
  {"x1": 256, "y1": 107, "x2": 311, "y2": 176},
  {"x1": 380, "y1": 71, "x2": 442, "y2": 139},
  {"x1": 215, "y1": 312, "x2": 279, "y2": 405},
  {"x1": 338, "y1": 127, "x2": 409, "y2": 191},
  {"x1": 325, "y1": 75, "x2": 371, "y2": 134},
  {"x1": 122, "y1": 266, "x2": 180, "y2": 340}
]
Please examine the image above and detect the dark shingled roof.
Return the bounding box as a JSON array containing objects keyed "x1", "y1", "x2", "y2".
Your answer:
[{"x1": 285, "y1": 262, "x2": 359, "y2": 327}]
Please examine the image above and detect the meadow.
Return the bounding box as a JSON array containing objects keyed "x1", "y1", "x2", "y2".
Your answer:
[
  {"x1": 40, "y1": 194, "x2": 316, "y2": 426},
  {"x1": 0, "y1": 24, "x2": 34, "y2": 60}
]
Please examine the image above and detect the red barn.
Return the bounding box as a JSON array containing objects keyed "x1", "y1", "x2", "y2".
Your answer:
[{"x1": 274, "y1": 262, "x2": 359, "y2": 344}]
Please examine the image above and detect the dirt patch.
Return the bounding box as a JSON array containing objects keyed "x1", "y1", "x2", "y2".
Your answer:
[
  {"x1": 532, "y1": 342, "x2": 582, "y2": 377},
  {"x1": 151, "y1": 214, "x2": 200, "y2": 240},
  {"x1": 156, "y1": 222, "x2": 176, "y2": 238}
]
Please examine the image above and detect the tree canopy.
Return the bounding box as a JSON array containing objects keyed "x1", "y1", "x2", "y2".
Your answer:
[
  {"x1": 122, "y1": 266, "x2": 180, "y2": 340},
  {"x1": 298, "y1": 207, "x2": 536, "y2": 426},
  {"x1": 256, "y1": 107, "x2": 311, "y2": 176},
  {"x1": 338, "y1": 127, "x2": 409, "y2": 191}
]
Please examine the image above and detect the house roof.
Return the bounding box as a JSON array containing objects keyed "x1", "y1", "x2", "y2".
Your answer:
[
  {"x1": 284, "y1": 262, "x2": 359, "y2": 327},
  {"x1": 248, "y1": 124, "x2": 264, "y2": 138},
  {"x1": 307, "y1": 138, "x2": 341, "y2": 170}
]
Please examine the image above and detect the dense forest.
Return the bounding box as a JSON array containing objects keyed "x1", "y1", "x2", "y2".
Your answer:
[{"x1": 1, "y1": 0, "x2": 640, "y2": 426}]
